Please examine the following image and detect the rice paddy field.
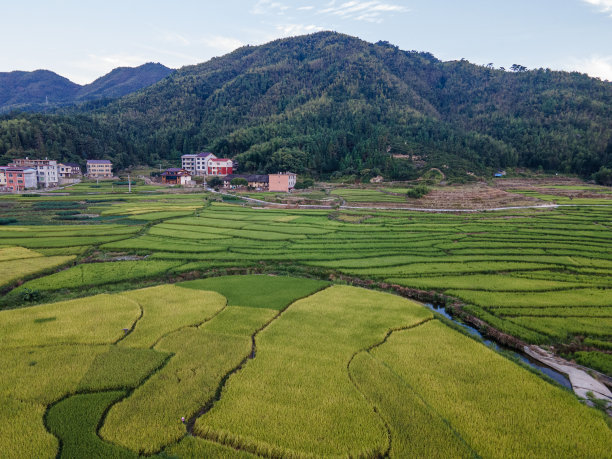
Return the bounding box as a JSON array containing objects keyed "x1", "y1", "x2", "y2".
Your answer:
[{"x1": 1, "y1": 180, "x2": 611, "y2": 457}]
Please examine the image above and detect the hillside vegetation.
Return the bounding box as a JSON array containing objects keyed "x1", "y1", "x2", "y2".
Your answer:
[{"x1": 1, "y1": 32, "x2": 611, "y2": 178}]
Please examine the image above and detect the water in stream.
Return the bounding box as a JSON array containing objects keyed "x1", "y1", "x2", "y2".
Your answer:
[{"x1": 424, "y1": 303, "x2": 572, "y2": 390}]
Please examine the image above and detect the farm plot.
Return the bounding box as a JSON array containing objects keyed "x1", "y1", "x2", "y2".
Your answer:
[
  {"x1": 0, "y1": 250, "x2": 75, "y2": 289},
  {"x1": 195, "y1": 286, "x2": 433, "y2": 458},
  {"x1": 363, "y1": 320, "x2": 612, "y2": 458}
]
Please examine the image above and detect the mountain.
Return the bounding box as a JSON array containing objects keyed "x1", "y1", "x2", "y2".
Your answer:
[
  {"x1": 1, "y1": 32, "x2": 611, "y2": 179},
  {"x1": 0, "y1": 70, "x2": 79, "y2": 110},
  {"x1": 0, "y1": 63, "x2": 174, "y2": 112},
  {"x1": 74, "y1": 63, "x2": 174, "y2": 101}
]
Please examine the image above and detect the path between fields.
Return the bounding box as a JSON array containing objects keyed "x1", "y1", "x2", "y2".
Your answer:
[
  {"x1": 207, "y1": 188, "x2": 612, "y2": 212},
  {"x1": 524, "y1": 346, "x2": 612, "y2": 407}
]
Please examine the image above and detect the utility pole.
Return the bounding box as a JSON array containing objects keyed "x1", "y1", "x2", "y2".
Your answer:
[{"x1": 128, "y1": 174, "x2": 132, "y2": 193}]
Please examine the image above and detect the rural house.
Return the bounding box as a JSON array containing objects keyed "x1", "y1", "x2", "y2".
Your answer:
[
  {"x1": 86, "y1": 160, "x2": 113, "y2": 178},
  {"x1": 181, "y1": 152, "x2": 233, "y2": 177},
  {"x1": 269, "y1": 172, "x2": 297, "y2": 192},
  {"x1": 5, "y1": 167, "x2": 37, "y2": 191},
  {"x1": 161, "y1": 168, "x2": 192, "y2": 185},
  {"x1": 10, "y1": 157, "x2": 59, "y2": 188},
  {"x1": 223, "y1": 174, "x2": 269, "y2": 190}
]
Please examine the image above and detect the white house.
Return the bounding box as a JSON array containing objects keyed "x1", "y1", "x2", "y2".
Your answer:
[{"x1": 181, "y1": 152, "x2": 233, "y2": 176}]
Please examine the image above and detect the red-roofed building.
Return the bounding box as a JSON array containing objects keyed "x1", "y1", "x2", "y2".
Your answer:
[
  {"x1": 180, "y1": 152, "x2": 233, "y2": 176},
  {"x1": 207, "y1": 158, "x2": 233, "y2": 176}
]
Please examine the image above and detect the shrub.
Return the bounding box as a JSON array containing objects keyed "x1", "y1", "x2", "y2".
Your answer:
[{"x1": 406, "y1": 184, "x2": 431, "y2": 199}]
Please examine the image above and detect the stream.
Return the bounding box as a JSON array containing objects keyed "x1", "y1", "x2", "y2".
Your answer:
[{"x1": 424, "y1": 303, "x2": 572, "y2": 390}]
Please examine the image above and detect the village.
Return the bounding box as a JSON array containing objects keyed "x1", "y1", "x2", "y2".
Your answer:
[{"x1": 0, "y1": 152, "x2": 297, "y2": 193}]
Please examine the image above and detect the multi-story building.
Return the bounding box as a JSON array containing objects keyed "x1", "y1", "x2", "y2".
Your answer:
[
  {"x1": 180, "y1": 152, "x2": 233, "y2": 176},
  {"x1": 269, "y1": 172, "x2": 297, "y2": 192},
  {"x1": 58, "y1": 163, "x2": 82, "y2": 179},
  {"x1": 0, "y1": 166, "x2": 7, "y2": 189},
  {"x1": 5, "y1": 167, "x2": 37, "y2": 191},
  {"x1": 86, "y1": 160, "x2": 113, "y2": 178},
  {"x1": 10, "y1": 158, "x2": 58, "y2": 188}
]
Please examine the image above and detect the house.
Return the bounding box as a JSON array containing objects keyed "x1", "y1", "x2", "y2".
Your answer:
[
  {"x1": 181, "y1": 152, "x2": 215, "y2": 176},
  {"x1": 86, "y1": 160, "x2": 113, "y2": 178},
  {"x1": 161, "y1": 168, "x2": 192, "y2": 185},
  {"x1": 58, "y1": 162, "x2": 82, "y2": 178},
  {"x1": 180, "y1": 152, "x2": 233, "y2": 176},
  {"x1": 0, "y1": 166, "x2": 7, "y2": 189},
  {"x1": 223, "y1": 174, "x2": 269, "y2": 190},
  {"x1": 269, "y1": 172, "x2": 297, "y2": 192},
  {"x1": 5, "y1": 167, "x2": 37, "y2": 191},
  {"x1": 10, "y1": 157, "x2": 58, "y2": 188}
]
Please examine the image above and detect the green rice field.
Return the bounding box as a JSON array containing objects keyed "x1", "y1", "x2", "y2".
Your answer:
[{"x1": 0, "y1": 183, "x2": 611, "y2": 457}]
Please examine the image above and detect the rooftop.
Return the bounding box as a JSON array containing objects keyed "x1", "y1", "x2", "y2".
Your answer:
[{"x1": 87, "y1": 159, "x2": 112, "y2": 164}]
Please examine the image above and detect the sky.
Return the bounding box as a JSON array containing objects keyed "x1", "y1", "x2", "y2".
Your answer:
[{"x1": 1, "y1": 0, "x2": 612, "y2": 84}]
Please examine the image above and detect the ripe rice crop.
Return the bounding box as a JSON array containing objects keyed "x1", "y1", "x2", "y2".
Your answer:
[
  {"x1": 369, "y1": 320, "x2": 612, "y2": 457},
  {"x1": 117, "y1": 285, "x2": 226, "y2": 348},
  {"x1": 494, "y1": 306, "x2": 612, "y2": 317},
  {"x1": 0, "y1": 254, "x2": 75, "y2": 288},
  {"x1": 0, "y1": 397, "x2": 56, "y2": 459},
  {"x1": 0, "y1": 294, "x2": 140, "y2": 348},
  {"x1": 195, "y1": 286, "x2": 432, "y2": 457},
  {"x1": 0, "y1": 246, "x2": 42, "y2": 261},
  {"x1": 167, "y1": 436, "x2": 258, "y2": 458}
]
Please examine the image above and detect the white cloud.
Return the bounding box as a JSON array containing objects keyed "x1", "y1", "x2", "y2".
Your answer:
[
  {"x1": 582, "y1": 0, "x2": 612, "y2": 15},
  {"x1": 276, "y1": 24, "x2": 324, "y2": 36},
  {"x1": 252, "y1": 0, "x2": 289, "y2": 14},
  {"x1": 318, "y1": 1, "x2": 409, "y2": 22},
  {"x1": 199, "y1": 35, "x2": 244, "y2": 53},
  {"x1": 297, "y1": 6, "x2": 315, "y2": 10},
  {"x1": 569, "y1": 55, "x2": 612, "y2": 81}
]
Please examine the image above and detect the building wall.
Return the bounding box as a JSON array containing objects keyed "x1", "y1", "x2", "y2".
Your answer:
[
  {"x1": 87, "y1": 163, "x2": 113, "y2": 178},
  {"x1": 6, "y1": 170, "x2": 37, "y2": 191},
  {"x1": 269, "y1": 174, "x2": 296, "y2": 192}
]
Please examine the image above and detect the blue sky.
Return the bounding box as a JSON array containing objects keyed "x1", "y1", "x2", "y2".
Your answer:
[{"x1": 1, "y1": 0, "x2": 611, "y2": 84}]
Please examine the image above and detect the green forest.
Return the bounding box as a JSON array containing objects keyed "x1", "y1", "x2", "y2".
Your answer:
[{"x1": 1, "y1": 32, "x2": 611, "y2": 180}]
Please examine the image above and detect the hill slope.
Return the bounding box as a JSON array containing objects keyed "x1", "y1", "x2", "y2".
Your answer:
[
  {"x1": 1, "y1": 32, "x2": 610, "y2": 178},
  {"x1": 0, "y1": 63, "x2": 174, "y2": 113}
]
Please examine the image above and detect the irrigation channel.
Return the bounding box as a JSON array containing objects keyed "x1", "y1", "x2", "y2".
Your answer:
[{"x1": 423, "y1": 303, "x2": 572, "y2": 389}]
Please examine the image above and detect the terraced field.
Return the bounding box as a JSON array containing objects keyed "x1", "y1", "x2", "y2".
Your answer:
[
  {"x1": 1, "y1": 279, "x2": 610, "y2": 458},
  {"x1": 1, "y1": 183, "x2": 611, "y2": 457}
]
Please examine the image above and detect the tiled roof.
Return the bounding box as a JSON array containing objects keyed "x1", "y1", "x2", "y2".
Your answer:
[
  {"x1": 223, "y1": 174, "x2": 268, "y2": 183},
  {"x1": 63, "y1": 162, "x2": 81, "y2": 168},
  {"x1": 197, "y1": 152, "x2": 215, "y2": 158},
  {"x1": 210, "y1": 158, "x2": 231, "y2": 162},
  {"x1": 87, "y1": 159, "x2": 111, "y2": 164}
]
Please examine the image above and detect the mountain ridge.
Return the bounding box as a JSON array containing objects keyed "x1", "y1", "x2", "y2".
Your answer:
[
  {"x1": 0, "y1": 32, "x2": 610, "y2": 179},
  {"x1": 0, "y1": 63, "x2": 174, "y2": 113}
]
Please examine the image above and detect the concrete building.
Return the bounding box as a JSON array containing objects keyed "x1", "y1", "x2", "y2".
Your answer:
[
  {"x1": 161, "y1": 168, "x2": 192, "y2": 185},
  {"x1": 269, "y1": 172, "x2": 297, "y2": 192},
  {"x1": 5, "y1": 167, "x2": 37, "y2": 191},
  {"x1": 181, "y1": 152, "x2": 215, "y2": 176},
  {"x1": 181, "y1": 152, "x2": 233, "y2": 176},
  {"x1": 0, "y1": 166, "x2": 7, "y2": 188},
  {"x1": 58, "y1": 163, "x2": 82, "y2": 184},
  {"x1": 86, "y1": 160, "x2": 113, "y2": 178},
  {"x1": 10, "y1": 158, "x2": 58, "y2": 188}
]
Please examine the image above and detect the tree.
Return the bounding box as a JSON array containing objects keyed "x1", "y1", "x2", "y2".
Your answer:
[
  {"x1": 207, "y1": 176, "x2": 223, "y2": 188},
  {"x1": 230, "y1": 177, "x2": 248, "y2": 186},
  {"x1": 593, "y1": 166, "x2": 612, "y2": 186}
]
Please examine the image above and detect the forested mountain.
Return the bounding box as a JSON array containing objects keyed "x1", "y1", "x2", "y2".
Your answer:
[
  {"x1": 1, "y1": 32, "x2": 611, "y2": 179},
  {"x1": 0, "y1": 63, "x2": 173, "y2": 113}
]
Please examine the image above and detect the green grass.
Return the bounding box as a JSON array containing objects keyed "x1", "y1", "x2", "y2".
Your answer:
[
  {"x1": 179, "y1": 275, "x2": 329, "y2": 310},
  {"x1": 447, "y1": 288, "x2": 612, "y2": 308},
  {"x1": 571, "y1": 351, "x2": 612, "y2": 377},
  {"x1": 46, "y1": 391, "x2": 137, "y2": 459},
  {"x1": 77, "y1": 346, "x2": 171, "y2": 391},
  {"x1": 369, "y1": 320, "x2": 612, "y2": 457},
  {"x1": 195, "y1": 286, "x2": 432, "y2": 457},
  {"x1": 385, "y1": 274, "x2": 585, "y2": 291},
  {"x1": 509, "y1": 316, "x2": 612, "y2": 340}
]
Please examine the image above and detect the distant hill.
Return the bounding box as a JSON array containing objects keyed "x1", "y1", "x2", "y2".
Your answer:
[
  {"x1": 0, "y1": 63, "x2": 174, "y2": 112},
  {"x1": 0, "y1": 32, "x2": 610, "y2": 179}
]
